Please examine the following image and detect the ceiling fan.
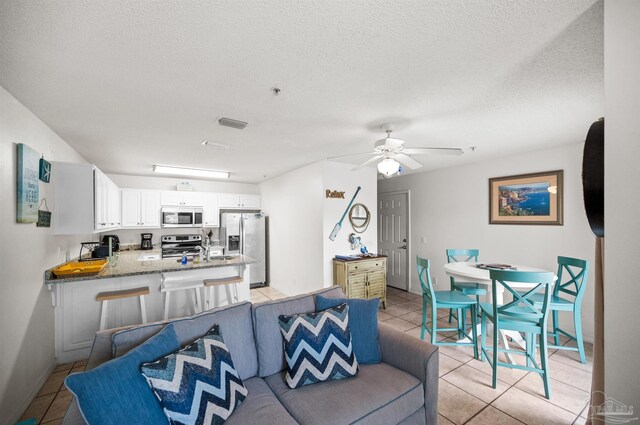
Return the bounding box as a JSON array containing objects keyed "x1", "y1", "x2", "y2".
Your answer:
[{"x1": 330, "y1": 124, "x2": 464, "y2": 177}]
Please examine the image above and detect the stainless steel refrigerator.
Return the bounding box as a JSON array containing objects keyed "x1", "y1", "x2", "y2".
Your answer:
[{"x1": 220, "y1": 212, "x2": 266, "y2": 287}]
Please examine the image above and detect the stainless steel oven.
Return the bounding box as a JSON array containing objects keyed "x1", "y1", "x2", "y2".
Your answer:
[{"x1": 161, "y1": 207, "x2": 203, "y2": 228}]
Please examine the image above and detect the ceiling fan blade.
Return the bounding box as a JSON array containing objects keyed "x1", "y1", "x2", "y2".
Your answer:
[
  {"x1": 401, "y1": 147, "x2": 464, "y2": 156},
  {"x1": 384, "y1": 137, "x2": 405, "y2": 149},
  {"x1": 393, "y1": 153, "x2": 423, "y2": 170},
  {"x1": 352, "y1": 155, "x2": 383, "y2": 170},
  {"x1": 326, "y1": 152, "x2": 377, "y2": 160}
]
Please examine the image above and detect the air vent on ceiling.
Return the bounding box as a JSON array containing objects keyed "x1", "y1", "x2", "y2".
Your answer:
[{"x1": 218, "y1": 117, "x2": 248, "y2": 130}]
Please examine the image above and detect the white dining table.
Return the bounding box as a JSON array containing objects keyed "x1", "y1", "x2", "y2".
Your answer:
[{"x1": 443, "y1": 261, "x2": 556, "y2": 364}]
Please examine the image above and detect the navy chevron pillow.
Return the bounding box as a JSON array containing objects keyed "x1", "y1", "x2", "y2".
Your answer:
[
  {"x1": 278, "y1": 303, "x2": 358, "y2": 389},
  {"x1": 140, "y1": 324, "x2": 247, "y2": 425}
]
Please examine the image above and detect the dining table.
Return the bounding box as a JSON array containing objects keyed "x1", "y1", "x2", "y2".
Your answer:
[{"x1": 443, "y1": 261, "x2": 557, "y2": 364}]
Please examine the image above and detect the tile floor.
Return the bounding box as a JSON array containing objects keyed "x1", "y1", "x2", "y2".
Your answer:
[{"x1": 20, "y1": 285, "x2": 593, "y2": 425}]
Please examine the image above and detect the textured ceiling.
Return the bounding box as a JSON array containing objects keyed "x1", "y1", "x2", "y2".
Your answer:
[{"x1": 0, "y1": 0, "x2": 603, "y2": 182}]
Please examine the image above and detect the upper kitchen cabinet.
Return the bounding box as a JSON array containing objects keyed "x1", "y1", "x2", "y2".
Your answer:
[
  {"x1": 202, "y1": 193, "x2": 219, "y2": 227},
  {"x1": 122, "y1": 189, "x2": 161, "y2": 228},
  {"x1": 95, "y1": 169, "x2": 121, "y2": 230},
  {"x1": 160, "y1": 190, "x2": 204, "y2": 207},
  {"x1": 218, "y1": 193, "x2": 261, "y2": 209},
  {"x1": 53, "y1": 162, "x2": 121, "y2": 234}
]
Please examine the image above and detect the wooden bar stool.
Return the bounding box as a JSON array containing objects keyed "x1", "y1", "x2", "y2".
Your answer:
[
  {"x1": 161, "y1": 282, "x2": 204, "y2": 320},
  {"x1": 96, "y1": 286, "x2": 149, "y2": 331},
  {"x1": 161, "y1": 274, "x2": 204, "y2": 320},
  {"x1": 203, "y1": 275, "x2": 241, "y2": 310}
]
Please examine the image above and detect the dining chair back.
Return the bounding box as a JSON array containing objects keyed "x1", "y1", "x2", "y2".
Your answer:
[
  {"x1": 547, "y1": 256, "x2": 590, "y2": 363},
  {"x1": 480, "y1": 269, "x2": 555, "y2": 398},
  {"x1": 445, "y1": 249, "x2": 487, "y2": 332},
  {"x1": 417, "y1": 256, "x2": 478, "y2": 358}
]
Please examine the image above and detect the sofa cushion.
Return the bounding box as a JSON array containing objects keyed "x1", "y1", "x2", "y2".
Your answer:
[
  {"x1": 265, "y1": 362, "x2": 424, "y2": 425},
  {"x1": 112, "y1": 301, "x2": 258, "y2": 380},
  {"x1": 141, "y1": 324, "x2": 247, "y2": 425},
  {"x1": 316, "y1": 295, "x2": 382, "y2": 364},
  {"x1": 279, "y1": 304, "x2": 358, "y2": 388},
  {"x1": 252, "y1": 286, "x2": 344, "y2": 377},
  {"x1": 225, "y1": 377, "x2": 298, "y2": 425},
  {"x1": 65, "y1": 323, "x2": 179, "y2": 425}
]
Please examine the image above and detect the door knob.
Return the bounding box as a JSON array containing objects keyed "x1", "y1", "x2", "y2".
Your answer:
[{"x1": 399, "y1": 245, "x2": 407, "y2": 249}]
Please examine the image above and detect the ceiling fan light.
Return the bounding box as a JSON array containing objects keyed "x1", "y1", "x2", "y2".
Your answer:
[{"x1": 377, "y1": 158, "x2": 400, "y2": 176}]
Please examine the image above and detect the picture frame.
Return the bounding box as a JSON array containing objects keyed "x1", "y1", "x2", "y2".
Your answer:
[
  {"x1": 17, "y1": 143, "x2": 40, "y2": 223},
  {"x1": 489, "y1": 170, "x2": 563, "y2": 225}
]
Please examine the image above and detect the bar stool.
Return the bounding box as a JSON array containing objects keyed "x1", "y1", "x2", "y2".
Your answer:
[
  {"x1": 161, "y1": 275, "x2": 204, "y2": 320},
  {"x1": 96, "y1": 286, "x2": 149, "y2": 331},
  {"x1": 203, "y1": 275, "x2": 241, "y2": 310}
]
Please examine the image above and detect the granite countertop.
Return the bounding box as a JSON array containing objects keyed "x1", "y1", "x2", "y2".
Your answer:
[{"x1": 44, "y1": 249, "x2": 254, "y2": 284}]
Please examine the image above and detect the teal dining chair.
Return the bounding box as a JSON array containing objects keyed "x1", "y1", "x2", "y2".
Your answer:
[
  {"x1": 527, "y1": 256, "x2": 590, "y2": 363},
  {"x1": 446, "y1": 249, "x2": 487, "y2": 335},
  {"x1": 417, "y1": 256, "x2": 478, "y2": 359},
  {"x1": 480, "y1": 269, "x2": 555, "y2": 399}
]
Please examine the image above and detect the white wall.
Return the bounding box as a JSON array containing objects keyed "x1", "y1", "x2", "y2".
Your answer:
[
  {"x1": 322, "y1": 161, "x2": 378, "y2": 286},
  {"x1": 260, "y1": 162, "x2": 325, "y2": 295},
  {"x1": 260, "y1": 161, "x2": 378, "y2": 295},
  {"x1": 604, "y1": 0, "x2": 640, "y2": 408},
  {"x1": 378, "y1": 142, "x2": 595, "y2": 342},
  {"x1": 0, "y1": 86, "x2": 92, "y2": 424}
]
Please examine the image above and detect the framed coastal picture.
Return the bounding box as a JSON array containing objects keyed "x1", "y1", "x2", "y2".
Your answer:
[
  {"x1": 489, "y1": 170, "x2": 563, "y2": 225},
  {"x1": 17, "y1": 143, "x2": 40, "y2": 223}
]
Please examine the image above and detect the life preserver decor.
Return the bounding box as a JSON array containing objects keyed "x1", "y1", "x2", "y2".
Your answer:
[{"x1": 582, "y1": 118, "x2": 604, "y2": 238}]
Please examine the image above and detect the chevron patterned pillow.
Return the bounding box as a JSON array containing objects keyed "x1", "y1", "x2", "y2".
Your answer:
[
  {"x1": 140, "y1": 324, "x2": 248, "y2": 425},
  {"x1": 278, "y1": 303, "x2": 359, "y2": 389}
]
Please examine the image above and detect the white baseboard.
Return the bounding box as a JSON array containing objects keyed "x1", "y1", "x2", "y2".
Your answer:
[{"x1": 6, "y1": 360, "x2": 56, "y2": 425}]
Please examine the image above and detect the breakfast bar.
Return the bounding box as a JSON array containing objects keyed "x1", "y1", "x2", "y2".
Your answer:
[{"x1": 44, "y1": 250, "x2": 254, "y2": 362}]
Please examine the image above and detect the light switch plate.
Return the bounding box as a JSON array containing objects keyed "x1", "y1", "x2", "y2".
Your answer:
[{"x1": 421, "y1": 236, "x2": 427, "y2": 244}]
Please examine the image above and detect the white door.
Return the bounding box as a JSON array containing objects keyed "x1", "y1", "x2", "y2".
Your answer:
[
  {"x1": 218, "y1": 193, "x2": 240, "y2": 208},
  {"x1": 140, "y1": 190, "x2": 161, "y2": 227},
  {"x1": 160, "y1": 191, "x2": 183, "y2": 206},
  {"x1": 122, "y1": 189, "x2": 141, "y2": 227},
  {"x1": 239, "y1": 194, "x2": 261, "y2": 209},
  {"x1": 378, "y1": 192, "x2": 409, "y2": 290}
]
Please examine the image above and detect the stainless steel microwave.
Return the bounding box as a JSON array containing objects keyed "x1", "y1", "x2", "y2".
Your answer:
[{"x1": 161, "y1": 207, "x2": 203, "y2": 228}]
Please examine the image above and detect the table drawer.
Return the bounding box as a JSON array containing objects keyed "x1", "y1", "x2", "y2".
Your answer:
[{"x1": 346, "y1": 259, "x2": 385, "y2": 274}]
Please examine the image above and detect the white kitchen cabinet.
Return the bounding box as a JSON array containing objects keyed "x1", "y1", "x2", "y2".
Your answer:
[
  {"x1": 94, "y1": 169, "x2": 120, "y2": 231},
  {"x1": 141, "y1": 190, "x2": 161, "y2": 227},
  {"x1": 161, "y1": 191, "x2": 204, "y2": 207},
  {"x1": 218, "y1": 193, "x2": 260, "y2": 209},
  {"x1": 240, "y1": 194, "x2": 261, "y2": 209},
  {"x1": 203, "y1": 193, "x2": 219, "y2": 227},
  {"x1": 122, "y1": 189, "x2": 161, "y2": 228},
  {"x1": 53, "y1": 163, "x2": 121, "y2": 234}
]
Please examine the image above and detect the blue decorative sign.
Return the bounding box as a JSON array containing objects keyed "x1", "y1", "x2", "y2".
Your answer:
[
  {"x1": 39, "y1": 157, "x2": 51, "y2": 183},
  {"x1": 17, "y1": 143, "x2": 40, "y2": 223}
]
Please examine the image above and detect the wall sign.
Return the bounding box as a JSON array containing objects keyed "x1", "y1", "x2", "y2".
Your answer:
[
  {"x1": 326, "y1": 190, "x2": 345, "y2": 199},
  {"x1": 39, "y1": 157, "x2": 52, "y2": 183},
  {"x1": 17, "y1": 143, "x2": 40, "y2": 223},
  {"x1": 37, "y1": 199, "x2": 51, "y2": 228}
]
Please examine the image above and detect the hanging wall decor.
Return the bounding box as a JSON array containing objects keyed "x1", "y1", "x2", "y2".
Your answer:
[
  {"x1": 39, "y1": 156, "x2": 52, "y2": 183},
  {"x1": 17, "y1": 143, "x2": 40, "y2": 223},
  {"x1": 37, "y1": 199, "x2": 52, "y2": 227}
]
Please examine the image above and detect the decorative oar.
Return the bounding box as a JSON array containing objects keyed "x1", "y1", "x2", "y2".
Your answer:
[{"x1": 329, "y1": 186, "x2": 361, "y2": 241}]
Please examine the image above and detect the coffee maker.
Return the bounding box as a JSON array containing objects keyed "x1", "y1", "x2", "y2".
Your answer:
[{"x1": 140, "y1": 233, "x2": 153, "y2": 250}]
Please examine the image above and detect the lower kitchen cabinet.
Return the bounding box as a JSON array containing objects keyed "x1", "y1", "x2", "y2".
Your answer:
[{"x1": 333, "y1": 256, "x2": 387, "y2": 308}]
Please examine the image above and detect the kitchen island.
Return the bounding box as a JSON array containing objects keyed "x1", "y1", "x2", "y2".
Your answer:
[{"x1": 45, "y1": 249, "x2": 254, "y2": 362}]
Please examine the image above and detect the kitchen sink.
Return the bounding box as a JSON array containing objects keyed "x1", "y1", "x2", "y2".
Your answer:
[
  {"x1": 137, "y1": 254, "x2": 161, "y2": 261},
  {"x1": 210, "y1": 255, "x2": 238, "y2": 261}
]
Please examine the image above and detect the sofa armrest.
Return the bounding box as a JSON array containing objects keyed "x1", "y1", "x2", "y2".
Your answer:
[{"x1": 378, "y1": 322, "x2": 439, "y2": 424}]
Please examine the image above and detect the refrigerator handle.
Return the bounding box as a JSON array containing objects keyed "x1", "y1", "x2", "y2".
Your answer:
[{"x1": 240, "y1": 215, "x2": 245, "y2": 255}]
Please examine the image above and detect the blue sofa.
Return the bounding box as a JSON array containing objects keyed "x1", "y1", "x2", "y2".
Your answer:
[{"x1": 62, "y1": 286, "x2": 439, "y2": 424}]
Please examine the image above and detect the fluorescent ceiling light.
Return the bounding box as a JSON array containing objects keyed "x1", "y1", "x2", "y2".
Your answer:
[{"x1": 153, "y1": 165, "x2": 230, "y2": 179}]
